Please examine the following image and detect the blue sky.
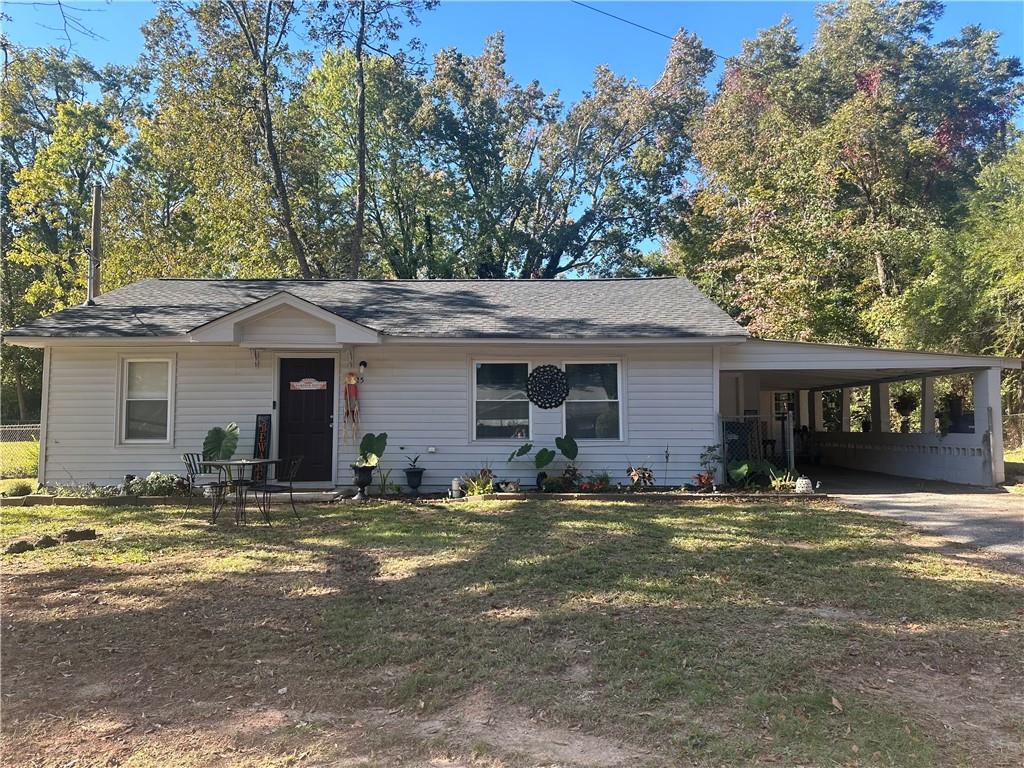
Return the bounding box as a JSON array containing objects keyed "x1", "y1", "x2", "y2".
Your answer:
[{"x1": 4, "y1": 1, "x2": 1023, "y2": 103}]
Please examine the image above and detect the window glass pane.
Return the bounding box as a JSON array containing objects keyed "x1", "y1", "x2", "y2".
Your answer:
[
  {"x1": 566, "y1": 363, "x2": 618, "y2": 401},
  {"x1": 566, "y1": 401, "x2": 620, "y2": 439},
  {"x1": 476, "y1": 363, "x2": 528, "y2": 401},
  {"x1": 126, "y1": 400, "x2": 169, "y2": 440},
  {"x1": 127, "y1": 361, "x2": 169, "y2": 399},
  {"x1": 475, "y1": 401, "x2": 529, "y2": 439}
]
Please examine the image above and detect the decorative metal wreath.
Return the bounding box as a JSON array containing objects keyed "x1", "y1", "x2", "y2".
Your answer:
[{"x1": 527, "y1": 365, "x2": 569, "y2": 409}]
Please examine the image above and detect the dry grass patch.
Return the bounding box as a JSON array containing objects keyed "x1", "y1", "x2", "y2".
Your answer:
[{"x1": 3, "y1": 498, "x2": 1023, "y2": 766}]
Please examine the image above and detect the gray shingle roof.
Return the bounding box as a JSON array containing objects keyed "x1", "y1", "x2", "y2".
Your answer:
[{"x1": 4, "y1": 278, "x2": 746, "y2": 340}]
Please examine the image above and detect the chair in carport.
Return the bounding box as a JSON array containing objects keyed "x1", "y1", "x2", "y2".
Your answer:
[{"x1": 247, "y1": 455, "x2": 303, "y2": 524}]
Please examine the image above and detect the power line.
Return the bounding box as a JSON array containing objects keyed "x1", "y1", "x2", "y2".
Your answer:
[{"x1": 570, "y1": 1, "x2": 675, "y2": 42}]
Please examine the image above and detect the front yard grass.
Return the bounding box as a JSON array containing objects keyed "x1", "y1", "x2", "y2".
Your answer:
[
  {"x1": 0, "y1": 439, "x2": 38, "y2": 478},
  {"x1": 1006, "y1": 447, "x2": 1024, "y2": 491},
  {"x1": 3, "y1": 498, "x2": 1022, "y2": 767}
]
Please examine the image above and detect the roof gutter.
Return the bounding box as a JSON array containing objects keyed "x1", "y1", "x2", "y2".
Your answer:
[{"x1": 2, "y1": 333, "x2": 751, "y2": 348}]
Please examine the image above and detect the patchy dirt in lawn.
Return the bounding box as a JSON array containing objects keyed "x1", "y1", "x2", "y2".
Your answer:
[
  {"x1": 414, "y1": 687, "x2": 650, "y2": 767},
  {"x1": 1, "y1": 545, "x2": 660, "y2": 767},
  {"x1": 4, "y1": 500, "x2": 1024, "y2": 767},
  {"x1": 839, "y1": 661, "x2": 1024, "y2": 767}
]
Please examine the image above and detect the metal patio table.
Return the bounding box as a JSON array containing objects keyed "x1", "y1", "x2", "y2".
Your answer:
[{"x1": 200, "y1": 458, "x2": 278, "y2": 525}]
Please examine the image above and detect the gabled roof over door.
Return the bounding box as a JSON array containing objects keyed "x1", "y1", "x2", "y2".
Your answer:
[{"x1": 187, "y1": 292, "x2": 380, "y2": 346}]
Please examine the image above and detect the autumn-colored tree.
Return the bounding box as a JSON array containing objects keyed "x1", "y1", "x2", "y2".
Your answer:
[{"x1": 667, "y1": 0, "x2": 1022, "y2": 346}]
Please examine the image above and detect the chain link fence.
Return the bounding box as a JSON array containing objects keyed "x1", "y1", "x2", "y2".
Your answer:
[
  {"x1": 1005, "y1": 414, "x2": 1024, "y2": 451},
  {"x1": 1, "y1": 424, "x2": 40, "y2": 478}
]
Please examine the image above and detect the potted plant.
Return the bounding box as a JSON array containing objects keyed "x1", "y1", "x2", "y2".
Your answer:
[
  {"x1": 352, "y1": 432, "x2": 387, "y2": 500},
  {"x1": 892, "y1": 391, "x2": 919, "y2": 433},
  {"x1": 404, "y1": 455, "x2": 425, "y2": 497}
]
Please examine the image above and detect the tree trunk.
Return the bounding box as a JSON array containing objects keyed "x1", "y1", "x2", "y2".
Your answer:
[
  {"x1": 350, "y1": 0, "x2": 367, "y2": 280},
  {"x1": 874, "y1": 249, "x2": 890, "y2": 297},
  {"x1": 260, "y1": 80, "x2": 313, "y2": 280},
  {"x1": 223, "y1": 0, "x2": 312, "y2": 279},
  {"x1": 12, "y1": 356, "x2": 29, "y2": 422}
]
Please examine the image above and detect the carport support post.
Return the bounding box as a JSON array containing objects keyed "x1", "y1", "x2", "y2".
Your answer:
[
  {"x1": 920, "y1": 377, "x2": 935, "y2": 433},
  {"x1": 840, "y1": 389, "x2": 852, "y2": 432},
  {"x1": 809, "y1": 391, "x2": 824, "y2": 432},
  {"x1": 870, "y1": 382, "x2": 891, "y2": 432},
  {"x1": 798, "y1": 389, "x2": 810, "y2": 429},
  {"x1": 973, "y1": 368, "x2": 1005, "y2": 484}
]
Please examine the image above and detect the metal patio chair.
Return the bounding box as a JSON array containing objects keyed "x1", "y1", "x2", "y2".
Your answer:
[
  {"x1": 181, "y1": 452, "x2": 228, "y2": 518},
  {"x1": 247, "y1": 455, "x2": 304, "y2": 524}
]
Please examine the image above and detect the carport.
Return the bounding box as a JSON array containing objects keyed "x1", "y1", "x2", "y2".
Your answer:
[{"x1": 717, "y1": 340, "x2": 1022, "y2": 486}]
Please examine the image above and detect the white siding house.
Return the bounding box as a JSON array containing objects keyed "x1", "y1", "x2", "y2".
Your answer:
[
  {"x1": 5, "y1": 277, "x2": 1020, "y2": 490},
  {"x1": 36, "y1": 342, "x2": 718, "y2": 490}
]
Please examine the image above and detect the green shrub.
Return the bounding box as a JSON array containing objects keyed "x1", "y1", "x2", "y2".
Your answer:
[
  {"x1": 124, "y1": 472, "x2": 189, "y2": 497},
  {"x1": 51, "y1": 483, "x2": 120, "y2": 498},
  {"x1": 2, "y1": 480, "x2": 35, "y2": 497},
  {"x1": 462, "y1": 467, "x2": 494, "y2": 496},
  {"x1": 727, "y1": 459, "x2": 779, "y2": 487}
]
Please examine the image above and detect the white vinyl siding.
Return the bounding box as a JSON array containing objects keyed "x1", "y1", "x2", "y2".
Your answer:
[
  {"x1": 40, "y1": 342, "x2": 717, "y2": 490},
  {"x1": 44, "y1": 346, "x2": 272, "y2": 486},
  {"x1": 238, "y1": 305, "x2": 337, "y2": 346}
]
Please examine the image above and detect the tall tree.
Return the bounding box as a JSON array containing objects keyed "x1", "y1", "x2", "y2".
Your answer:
[
  {"x1": 667, "y1": 0, "x2": 1022, "y2": 343},
  {"x1": 0, "y1": 45, "x2": 137, "y2": 418},
  {"x1": 307, "y1": 50, "x2": 458, "y2": 277},
  {"x1": 145, "y1": 0, "x2": 315, "y2": 278},
  {"x1": 422, "y1": 31, "x2": 713, "y2": 278},
  {"x1": 312, "y1": 0, "x2": 438, "y2": 278}
]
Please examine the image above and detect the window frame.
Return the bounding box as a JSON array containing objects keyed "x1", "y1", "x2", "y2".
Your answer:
[
  {"x1": 117, "y1": 354, "x2": 176, "y2": 446},
  {"x1": 471, "y1": 359, "x2": 532, "y2": 442},
  {"x1": 560, "y1": 360, "x2": 624, "y2": 442}
]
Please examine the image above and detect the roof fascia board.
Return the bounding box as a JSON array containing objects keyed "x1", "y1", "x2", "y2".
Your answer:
[
  {"x1": 741, "y1": 339, "x2": 1021, "y2": 369},
  {"x1": 1, "y1": 336, "x2": 189, "y2": 348},
  {"x1": 380, "y1": 335, "x2": 750, "y2": 346},
  {"x1": 186, "y1": 291, "x2": 380, "y2": 345},
  {"x1": 5, "y1": 333, "x2": 751, "y2": 348}
]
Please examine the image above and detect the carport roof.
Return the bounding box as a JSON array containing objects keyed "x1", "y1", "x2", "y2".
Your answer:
[{"x1": 720, "y1": 339, "x2": 1021, "y2": 390}]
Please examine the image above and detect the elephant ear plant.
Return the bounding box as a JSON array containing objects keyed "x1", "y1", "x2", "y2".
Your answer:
[
  {"x1": 351, "y1": 432, "x2": 388, "y2": 500},
  {"x1": 203, "y1": 423, "x2": 239, "y2": 479},
  {"x1": 356, "y1": 432, "x2": 388, "y2": 467},
  {"x1": 508, "y1": 435, "x2": 580, "y2": 491}
]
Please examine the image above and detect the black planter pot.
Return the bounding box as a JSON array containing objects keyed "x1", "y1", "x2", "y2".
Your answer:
[
  {"x1": 404, "y1": 467, "x2": 425, "y2": 497},
  {"x1": 351, "y1": 464, "x2": 375, "y2": 500}
]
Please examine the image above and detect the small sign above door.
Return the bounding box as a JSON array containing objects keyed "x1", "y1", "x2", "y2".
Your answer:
[{"x1": 290, "y1": 378, "x2": 328, "y2": 391}]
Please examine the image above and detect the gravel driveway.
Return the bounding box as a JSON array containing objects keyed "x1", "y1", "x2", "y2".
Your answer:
[{"x1": 805, "y1": 467, "x2": 1024, "y2": 563}]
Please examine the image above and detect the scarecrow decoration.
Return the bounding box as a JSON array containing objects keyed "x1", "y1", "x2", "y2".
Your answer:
[{"x1": 343, "y1": 368, "x2": 362, "y2": 442}]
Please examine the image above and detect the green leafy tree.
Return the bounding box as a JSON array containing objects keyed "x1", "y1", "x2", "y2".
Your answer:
[
  {"x1": 668, "y1": 1, "x2": 1022, "y2": 345},
  {"x1": 422, "y1": 31, "x2": 713, "y2": 278},
  {"x1": 140, "y1": 0, "x2": 317, "y2": 278},
  {"x1": 306, "y1": 50, "x2": 459, "y2": 277},
  {"x1": 1, "y1": 46, "x2": 138, "y2": 419}
]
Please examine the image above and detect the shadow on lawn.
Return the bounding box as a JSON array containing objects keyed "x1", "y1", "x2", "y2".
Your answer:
[{"x1": 3, "y1": 500, "x2": 1022, "y2": 765}]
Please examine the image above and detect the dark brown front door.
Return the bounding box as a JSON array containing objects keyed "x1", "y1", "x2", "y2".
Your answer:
[{"x1": 278, "y1": 358, "x2": 334, "y2": 482}]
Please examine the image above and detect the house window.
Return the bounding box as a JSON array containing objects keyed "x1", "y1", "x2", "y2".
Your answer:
[
  {"x1": 565, "y1": 363, "x2": 620, "y2": 439},
  {"x1": 121, "y1": 358, "x2": 173, "y2": 442},
  {"x1": 474, "y1": 362, "x2": 529, "y2": 439}
]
